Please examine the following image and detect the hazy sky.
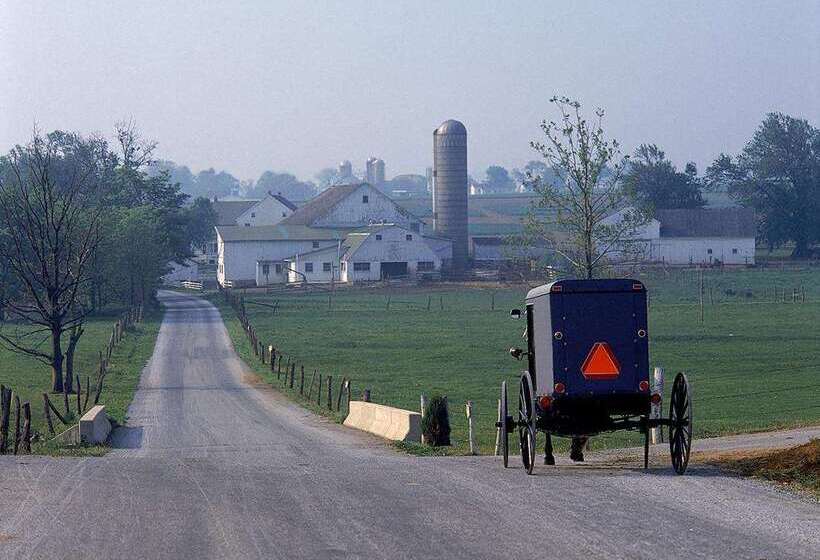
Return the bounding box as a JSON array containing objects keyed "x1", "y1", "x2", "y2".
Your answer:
[{"x1": 2, "y1": 1, "x2": 818, "y2": 183}]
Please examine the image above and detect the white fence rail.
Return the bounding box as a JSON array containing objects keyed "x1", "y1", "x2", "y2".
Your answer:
[{"x1": 181, "y1": 280, "x2": 203, "y2": 290}]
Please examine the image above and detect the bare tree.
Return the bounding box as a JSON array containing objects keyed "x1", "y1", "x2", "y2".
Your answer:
[
  {"x1": 0, "y1": 132, "x2": 104, "y2": 392},
  {"x1": 523, "y1": 97, "x2": 646, "y2": 279}
]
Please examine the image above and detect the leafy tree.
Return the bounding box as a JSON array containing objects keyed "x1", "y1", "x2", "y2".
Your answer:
[
  {"x1": 194, "y1": 168, "x2": 242, "y2": 199},
  {"x1": 523, "y1": 97, "x2": 646, "y2": 278},
  {"x1": 314, "y1": 167, "x2": 344, "y2": 190},
  {"x1": 713, "y1": 113, "x2": 819, "y2": 257},
  {"x1": 385, "y1": 174, "x2": 427, "y2": 195},
  {"x1": 0, "y1": 131, "x2": 105, "y2": 392},
  {"x1": 484, "y1": 165, "x2": 515, "y2": 192},
  {"x1": 184, "y1": 197, "x2": 218, "y2": 251},
  {"x1": 623, "y1": 144, "x2": 704, "y2": 210},
  {"x1": 247, "y1": 171, "x2": 316, "y2": 201}
]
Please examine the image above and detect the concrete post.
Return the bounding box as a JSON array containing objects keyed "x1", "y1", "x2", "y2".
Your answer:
[{"x1": 650, "y1": 367, "x2": 664, "y2": 444}]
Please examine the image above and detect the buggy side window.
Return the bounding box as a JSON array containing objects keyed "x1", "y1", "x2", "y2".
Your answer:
[{"x1": 526, "y1": 304, "x2": 536, "y2": 385}]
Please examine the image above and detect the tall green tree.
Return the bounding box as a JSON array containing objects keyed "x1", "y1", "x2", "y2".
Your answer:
[
  {"x1": 712, "y1": 113, "x2": 819, "y2": 257},
  {"x1": 524, "y1": 97, "x2": 646, "y2": 278},
  {"x1": 623, "y1": 144, "x2": 704, "y2": 210}
]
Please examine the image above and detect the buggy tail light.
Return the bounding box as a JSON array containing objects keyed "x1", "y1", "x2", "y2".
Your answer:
[
  {"x1": 538, "y1": 395, "x2": 553, "y2": 410},
  {"x1": 639, "y1": 380, "x2": 650, "y2": 392},
  {"x1": 554, "y1": 382, "x2": 566, "y2": 394},
  {"x1": 650, "y1": 393, "x2": 662, "y2": 405}
]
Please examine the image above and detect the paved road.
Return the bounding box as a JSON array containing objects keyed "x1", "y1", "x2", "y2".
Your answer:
[{"x1": 1, "y1": 291, "x2": 817, "y2": 559}]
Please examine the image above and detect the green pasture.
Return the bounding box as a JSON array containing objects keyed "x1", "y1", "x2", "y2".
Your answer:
[
  {"x1": 216, "y1": 265, "x2": 820, "y2": 455},
  {"x1": 0, "y1": 311, "x2": 162, "y2": 454}
]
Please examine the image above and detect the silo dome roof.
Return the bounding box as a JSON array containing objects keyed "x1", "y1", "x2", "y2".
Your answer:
[{"x1": 435, "y1": 119, "x2": 467, "y2": 135}]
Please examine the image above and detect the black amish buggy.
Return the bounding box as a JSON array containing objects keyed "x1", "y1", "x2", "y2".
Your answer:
[{"x1": 497, "y1": 279, "x2": 693, "y2": 474}]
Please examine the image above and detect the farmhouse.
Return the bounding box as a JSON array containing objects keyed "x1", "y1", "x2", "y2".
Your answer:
[
  {"x1": 199, "y1": 192, "x2": 297, "y2": 264},
  {"x1": 217, "y1": 184, "x2": 449, "y2": 286}
]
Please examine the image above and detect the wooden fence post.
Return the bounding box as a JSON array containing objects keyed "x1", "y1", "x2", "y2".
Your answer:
[
  {"x1": 346, "y1": 380, "x2": 352, "y2": 411},
  {"x1": 336, "y1": 377, "x2": 346, "y2": 411},
  {"x1": 83, "y1": 376, "x2": 90, "y2": 412},
  {"x1": 494, "y1": 398, "x2": 501, "y2": 456},
  {"x1": 76, "y1": 374, "x2": 82, "y2": 415},
  {"x1": 299, "y1": 366, "x2": 305, "y2": 395},
  {"x1": 317, "y1": 374, "x2": 323, "y2": 405},
  {"x1": 63, "y1": 380, "x2": 70, "y2": 417},
  {"x1": 0, "y1": 385, "x2": 8, "y2": 453},
  {"x1": 420, "y1": 394, "x2": 428, "y2": 445},
  {"x1": 42, "y1": 393, "x2": 55, "y2": 435},
  {"x1": 307, "y1": 370, "x2": 316, "y2": 400},
  {"x1": 327, "y1": 375, "x2": 333, "y2": 410},
  {"x1": 12, "y1": 394, "x2": 20, "y2": 455},
  {"x1": 289, "y1": 363, "x2": 295, "y2": 389},
  {"x1": 466, "y1": 400, "x2": 477, "y2": 455},
  {"x1": 21, "y1": 402, "x2": 31, "y2": 453},
  {"x1": 43, "y1": 393, "x2": 67, "y2": 425},
  {"x1": 269, "y1": 347, "x2": 275, "y2": 373}
]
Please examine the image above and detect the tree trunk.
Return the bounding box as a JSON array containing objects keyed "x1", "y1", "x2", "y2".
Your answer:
[
  {"x1": 51, "y1": 328, "x2": 64, "y2": 393},
  {"x1": 64, "y1": 326, "x2": 83, "y2": 394}
]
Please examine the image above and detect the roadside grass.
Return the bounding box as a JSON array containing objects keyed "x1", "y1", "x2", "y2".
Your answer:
[
  {"x1": 0, "y1": 311, "x2": 162, "y2": 455},
  {"x1": 707, "y1": 439, "x2": 820, "y2": 499},
  {"x1": 213, "y1": 267, "x2": 820, "y2": 456}
]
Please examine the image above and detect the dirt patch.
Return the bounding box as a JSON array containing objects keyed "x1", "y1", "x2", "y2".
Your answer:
[{"x1": 706, "y1": 439, "x2": 819, "y2": 499}]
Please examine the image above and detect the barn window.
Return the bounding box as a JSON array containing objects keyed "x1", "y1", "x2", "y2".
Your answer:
[
  {"x1": 251, "y1": 212, "x2": 256, "y2": 218},
  {"x1": 376, "y1": 234, "x2": 382, "y2": 241},
  {"x1": 275, "y1": 264, "x2": 282, "y2": 274},
  {"x1": 304, "y1": 262, "x2": 314, "y2": 273},
  {"x1": 417, "y1": 261, "x2": 434, "y2": 271},
  {"x1": 707, "y1": 248, "x2": 713, "y2": 254},
  {"x1": 411, "y1": 223, "x2": 420, "y2": 232},
  {"x1": 732, "y1": 248, "x2": 738, "y2": 254},
  {"x1": 323, "y1": 262, "x2": 331, "y2": 272},
  {"x1": 362, "y1": 195, "x2": 369, "y2": 204},
  {"x1": 244, "y1": 223, "x2": 251, "y2": 227},
  {"x1": 406, "y1": 234, "x2": 413, "y2": 241},
  {"x1": 312, "y1": 241, "x2": 320, "y2": 248},
  {"x1": 282, "y1": 212, "x2": 287, "y2": 217},
  {"x1": 262, "y1": 264, "x2": 270, "y2": 275},
  {"x1": 341, "y1": 262, "x2": 346, "y2": 271},
  {"x1": 353, "y1": 262, "x2": 370, "y2": 271}
]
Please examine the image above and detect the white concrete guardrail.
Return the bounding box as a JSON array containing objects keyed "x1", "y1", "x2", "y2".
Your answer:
[
  {"x1": 53, "y1": 405, "x2": 112, "y2": 446},
  {"x1": 344, "y1": 401, "x2": 422, "y2": 443}
]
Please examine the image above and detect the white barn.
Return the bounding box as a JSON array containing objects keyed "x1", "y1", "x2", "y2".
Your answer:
[
  {"x1": 216, "y1": 225, "x2": 344, "y2": 287},
  {"x1": 650, "y1": 208, "x2": 756, "y2": 265},
  {"x1": 284, "y1": 225, "x2": 443, "y2": 284}
]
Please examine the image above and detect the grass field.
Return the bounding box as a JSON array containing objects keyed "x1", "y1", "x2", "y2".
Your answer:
[
  {"x1": 215, "y1": 265, "x2": 820, "y2": 455},
  {"x1": 0, "y1": 311, "x2": 162, "y2": 454}
]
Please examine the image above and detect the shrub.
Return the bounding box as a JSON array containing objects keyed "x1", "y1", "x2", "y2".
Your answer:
[{"x1": 421, "y1": 395, "x2": 451, "y2": 446}]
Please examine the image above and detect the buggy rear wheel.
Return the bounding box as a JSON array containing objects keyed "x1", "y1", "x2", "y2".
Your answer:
[
  {"x1": 669, "y1": 372, "x2": 693, "y2": 475},
  {"x1": 519, "y1": 372, "x2": 536, "y2": 475}
]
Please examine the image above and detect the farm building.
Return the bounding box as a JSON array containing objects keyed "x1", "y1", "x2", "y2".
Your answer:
[
  {"x1": 283, "y1": 225, "x2": 442, "y2": 284},
  {"x1": 217, "y1": 184, "x2": 449, "y2": 287},
  {"x1": 198, "y1": 192, "x2": 297, "y2": 264},
  {"x1": 649, "y1": 208, "x2": 756, "y2": 265},
  {"x1": 216, "y1": 225, "x2": 345, "y2": 287},
  {"x1": 280, "y1": 183, "x2": 425, "y2": 232}
]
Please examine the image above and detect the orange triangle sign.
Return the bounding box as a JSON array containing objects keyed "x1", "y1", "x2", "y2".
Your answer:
[{"x1": 581, "y1": 342, "x2": 621, "y2": 379}]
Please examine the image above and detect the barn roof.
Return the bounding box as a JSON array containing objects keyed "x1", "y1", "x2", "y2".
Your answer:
[
  {"x1": 279, "y1": 183, "x2": 363, "y2": 226},
  {"x1": 213, "y1": 200, "x2": 259, "y2": 226},
  {"x1": 215, "y1": 224, "x2": 346, "y2": 242},
  {"x1": 268, "y1": 192, "x2": 297, "y2": 211},
  {"x1": 655, "y1": 208, "x2": 756, "y2": 238}
]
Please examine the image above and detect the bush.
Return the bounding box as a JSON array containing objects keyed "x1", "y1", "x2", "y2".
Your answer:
[{"x1": 422, "y1": 395, "x2": 451, "y2": 446}]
